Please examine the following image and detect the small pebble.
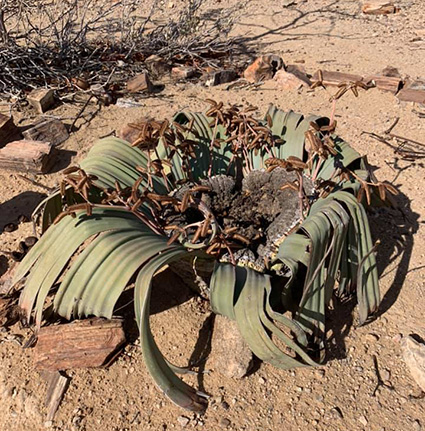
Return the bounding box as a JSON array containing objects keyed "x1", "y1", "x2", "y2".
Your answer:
[
  {"x1": 381, "y1": 369, "x2": 391, "y2": 381},
  {"x1": 413, "y1": 420, "x2": 422, "y2": 431},
  {"x1": 177, "y1": 416, "x2": 190, "y2": 427},
  {"x1": 366, "y1": 333, "x2": 379, "y2": 342},
  {"x1": 258, "y1": 377, "x2": 266, "y2": 384},
  {"x1": 2, "y1": 223, "x2": 17, "y2": 233},
  {"x1": 330, "y1": 407, "x2": 343, "y2": 419},
  {"x1": 44, "y1": 421, "x2": 53, "y2": 428},
  {"x1": 220, "y1": 418, "x2": 231, "y2": 427},
  {"x1": 221, "y1": 401, "x2": 230, "y2": 410},
  {"x1": 359, "y1": 415, "x2": 368, "y2": 426}
]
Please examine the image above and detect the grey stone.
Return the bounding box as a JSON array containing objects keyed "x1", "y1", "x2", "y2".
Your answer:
[
  {"x1": 402, "y1": 335, "x2": 425, "y2": 392},
  {"x1": 210, "y1": 314, "x2": 253, "y2": 378},
  {"x1": 177, "y1": 416, "x2": 190, "y2": 427}
]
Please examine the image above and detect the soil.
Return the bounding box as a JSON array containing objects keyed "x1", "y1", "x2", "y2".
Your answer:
[{"x1": 1, "y1": 1, "x2": 425, "y2": 431}]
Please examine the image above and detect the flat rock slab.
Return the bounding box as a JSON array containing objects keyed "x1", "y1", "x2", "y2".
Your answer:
[
  {"x1": 210, "y1": 314, "x2": 253, "y2": 379},
  {"x1": 0, "y1": 140, "x2": 53, "y2": 174},
  {"x1": 23, "y1": 119, "x2": 69, "y2": 146},
  {"x1": 33, "y1": 318, "x2": 126, "y2": 371}
]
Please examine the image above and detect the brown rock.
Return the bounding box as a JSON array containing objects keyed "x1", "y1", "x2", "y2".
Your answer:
[
  {"x1": 33, "y1": 318, "x2": 126, "y2": 371},
  {"x1": 365, "y1": 75, "x2": 402, "y2": 93},
  {"x1": 402, "y1": 334, "x2": 425, "y2": 392},
  {"x1": 127, "y1": 73, "x2": 154, "y2": 93},
  {"x1": 27, "y1": 88, "x2": 55, "y2": 113},
  {"x1": 210, "y1": 314, "x2": 253, "y2": 378},
  {"x1": 145, "y1": 55, "x2": 171, "y2": 77},
  {"x1": 243, "y1": 54, "x2": 285, "y2": 83},
  {"x1": 312, "y1": 70, "x2": 363, "y2": 86},
  {"x1": 171, "y1": 66, "x2": 196, "y2": 80},
  {"x1": 23, "y1": 119, "x2": 69, "y2": 146},
  {"x1": 0, "y1": 140, "x2": 54, "y2": 174},
  {"x1": 381, "y1": 66, "x2": 401, "y2": 78},
  {"x1": 205, "y1": 69, "x2": 239, "y2": 87},
  {"x1": 274, "y1": 69, "x2": 310, "y2": 90},
  {"x1": 118, "y1": 122, "x2": 144, "y2": 144},
  {"x1": 0, "y1": 114, "x2": 21, "y2": 147},
  {"x1": 397, "y1": 80, "x2": 425, "y2": 104}
]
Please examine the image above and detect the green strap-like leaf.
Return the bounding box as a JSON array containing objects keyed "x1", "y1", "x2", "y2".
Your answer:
[
  {"x1": 17, "y1": 208, "x2": 156, "y2": 324},
  {"x1": 209, "y1": 262, "x2": 236, "y2": 320},
  {"x1": 134, "y1": 248, "x2": 207, "y2": 411},
  {"x1": 234, "y1": 267, "x2": 316, "y2": 369}
]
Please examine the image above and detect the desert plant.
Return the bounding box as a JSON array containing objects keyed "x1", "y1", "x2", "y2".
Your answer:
[{"x1": 13, "y1": 102, "x2": 395, "y2": 410}]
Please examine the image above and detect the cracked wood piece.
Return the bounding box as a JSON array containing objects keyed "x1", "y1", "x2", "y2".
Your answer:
[
  {"x1": 44, "y1": 371, "x2": 71, "y2": 421},
  {"x1": 27, "y1": 89, "x2": 55, "y2": 113},
  {"x1": 312, "y1": 70, "x2": 363, "y2": 86},
  {"x1": 0, "y1": 140, "x2": 53, "y2": 173},
  {"x1": 0, "y1": 113, "x2": 22, "y2": 147},
  {"x1": 23, "y1": 118, "x2": 69, "y2": 146},
  {"x1": 365, "y1": 75, "x2": 402, "y2": 93},
  {"x1": 33, "y1": 318, "x2": 126, "y2": 371}
]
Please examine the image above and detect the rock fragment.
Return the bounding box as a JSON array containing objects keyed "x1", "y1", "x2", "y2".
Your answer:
[
  {"x1": 402, "y1": 334, "x2": 425, "y2": 392},
  {"x1": 210, "y1": 314, "x2": 253, "y2": 378},
  {"x1": 244, "y1": 54, "x2": 285, "y2": 83},
  {"x1": 127, "y1": 73, "x2": 154, "y2": 93}
]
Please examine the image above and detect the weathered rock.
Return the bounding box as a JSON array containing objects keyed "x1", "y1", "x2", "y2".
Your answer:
[
  {"x1": 145, "y1": 55, "x2": 171, "y2": 77},
  {"x1": 0, "y1": 140, "x2": 54, "y2": 173},
  {"x1": 381, "y1": 66, "x2": 402, "y2": 78},
  {"x1": 274, "y1": 69, "x2": 310, "y2": 90},
  {"x1": 127, "y1": 73, "x2": 154, "y2": 93},
  {"x1": 402, "y1": 334, "x2": 425, "y2": 392},
  {"x1": 177, "y1": 416, "x2": 190, "y2": 427},
  {"x1": 243, "y1": 54, "x2": 284, "y2": 83},
  {"x1": 33, "y1": 318, "x2": 126, "y2": 370},
  {"x1": 210, "y1": 314, "x2": 253, "y2": 378},
  {"x1": 0, "y1": 114, "x2": 22, "y2": 147},
  {"x1": 205, "y1": 69, "x2": 239, "y2": 87},
  {"x1": 172, "y1": 66, "x2": 196, "y2": 80},
  {"x1": 23, "y1": 118, "x2": 69, "y2": 146},
  {"x1": 118, "y1": 122, "x2": 145, "y2": 144},
  {"x1": 27, "y1": 88, "x2": 55, "y2": 113}
]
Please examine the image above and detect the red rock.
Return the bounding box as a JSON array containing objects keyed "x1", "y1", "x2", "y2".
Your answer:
[
  {"x1": 126, "y1": 73, "x2": 154, "y2": 93},
  {"x1": 243, "y1": 55, "x2": 284, "y2": 83}
]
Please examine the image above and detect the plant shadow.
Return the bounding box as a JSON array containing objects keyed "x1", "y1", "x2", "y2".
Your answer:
[{"x1": 0, "y1": 190, "x2": 47, "y2": 232}]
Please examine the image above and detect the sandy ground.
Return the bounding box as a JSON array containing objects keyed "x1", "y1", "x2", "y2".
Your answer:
[{"x1": 0, "y1": 1, "x2": 424, "y2": 430}]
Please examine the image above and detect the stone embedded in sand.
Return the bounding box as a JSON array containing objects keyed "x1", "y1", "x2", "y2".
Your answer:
[
  {"x1": 210, "y1": 314, "x2": 253, "y2": 379},
  {"x1": 274, "y1": 69, "x2": 311, "y2": 90},
  {"x1": 402, "y1": 335, "x2": 425, "y2": 392}
]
